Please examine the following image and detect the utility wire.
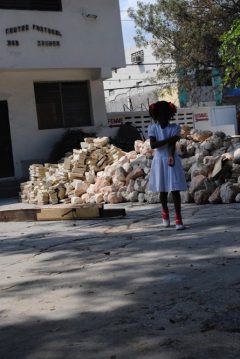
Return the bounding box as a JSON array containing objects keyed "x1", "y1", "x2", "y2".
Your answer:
[
  {"x1": 124, "y1": 62, "x2": 172, "y2": 66},
  {"x1": 104, "y1": 82, "x2": 177, "y2": 91},
  {"x1": 106, "y1": 79, "x2": 155, "y2": 82}
]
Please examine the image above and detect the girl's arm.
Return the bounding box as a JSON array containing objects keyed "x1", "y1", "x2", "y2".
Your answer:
[
  {"x1": 168, "y1": 128, "x2": 181, "y2": 166},
  {"x1": 149, "y1": 135, "x2": 180, "y2": 149},
  {"x1": 168, "y1": 142, "x2": 176, "y2": 167}
]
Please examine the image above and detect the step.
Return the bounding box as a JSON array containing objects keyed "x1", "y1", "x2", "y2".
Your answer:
[{"x1": 0, "y1": 180, "x2": 21, "y2": 199}]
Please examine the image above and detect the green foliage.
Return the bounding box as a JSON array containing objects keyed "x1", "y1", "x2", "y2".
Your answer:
[
  {"x1": 219, "y1": 19, "x2": 240, "y2": 87},
  {"x1": 128, "y1": 0, "x2": 239, "y2": 91}
]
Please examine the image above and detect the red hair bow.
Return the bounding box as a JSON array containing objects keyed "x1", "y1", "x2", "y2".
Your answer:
[
  {"x1": 168, "y1": 102, "x2": 177, "y2": 114},
  {"x1": 149, "y1": 103, "x2": 156, "y2": 117}
]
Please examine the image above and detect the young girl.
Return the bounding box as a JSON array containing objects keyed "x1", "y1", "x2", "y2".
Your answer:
[{"x1": 148, "y1": 101, "x2": 187, "y2": 230}]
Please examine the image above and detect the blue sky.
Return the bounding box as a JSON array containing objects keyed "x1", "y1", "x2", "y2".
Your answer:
[
  {"x1": 119, "y1": 0, "x2": 137, "y2": 48},
  {"x1": 119, "y1": 0, "x2": 155, "y2": 49}
]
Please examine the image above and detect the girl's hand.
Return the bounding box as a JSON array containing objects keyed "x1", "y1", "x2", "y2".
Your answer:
[
  {"x1": 169, "y1": 135, "x2": 180, "y2": 143},
  {"x1": 168, "y1": 155, "x2": 175, "y2": 167}
]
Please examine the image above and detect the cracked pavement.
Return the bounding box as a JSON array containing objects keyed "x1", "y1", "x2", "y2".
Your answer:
[{"x1": 0, "y1": 200, "x2": 240, "y2": 358}]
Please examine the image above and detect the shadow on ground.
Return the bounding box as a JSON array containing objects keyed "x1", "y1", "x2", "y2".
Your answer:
[{"x1": 0, "y1": 203, "x2": 240, "y2": 359}]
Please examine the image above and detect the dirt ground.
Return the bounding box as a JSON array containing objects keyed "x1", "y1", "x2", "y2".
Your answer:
[{"x1": 0, "y1": 199, "x2": 240, "y2": 359}]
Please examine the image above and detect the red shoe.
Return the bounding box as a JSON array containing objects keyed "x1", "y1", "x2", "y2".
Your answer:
[
  {"x1": 162, "y1": 209, "x2": 170, "y2": 228},
  {"x1": 175, "y1": 215, "x2": 185, "y2": 230},
  {"x1": 176, "y1": 223, "x2": 186, "y2": 230},
  {"x1": 163, "y1": 218, "x2": 170, "y2": 227}
]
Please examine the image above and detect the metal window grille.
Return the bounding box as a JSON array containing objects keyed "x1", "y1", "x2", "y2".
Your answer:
[
  {"x1": 34, "y1": 81, "x2": 92, "y2": 130},
  {"x1": 0, "y1": 0, "x2": 62, "y2": 11},
  {"x1": 131, "y1": 50, "x2": 144, "y2": 64}
]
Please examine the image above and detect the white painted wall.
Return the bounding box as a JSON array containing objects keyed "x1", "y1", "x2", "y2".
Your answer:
[
  {"x1": 0, "y1": 0, "x2": 125, "y2": 179},
  {"x1": 105, "y1": 106, "x2": 238, "y2": 140},
  {"x1": 0, "y1": 70, "x2": 108, "y2": 178},
  {"x1": 194, "y1": 106, "x2": 237, "y2": 135},
  {"x1": 0, "y1": 0, "x2": 125, "y2": 77}
]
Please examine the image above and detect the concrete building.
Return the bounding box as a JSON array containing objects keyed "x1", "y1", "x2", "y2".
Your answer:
[
  {"x1": 104, "y1": 47, "x2": 224, "y2": 112},
  {"x1": 104, "y1": 46, "x2": 237, "y2": 139},
  {"x1": 0, "y1": 0, "x2": 125, "y2": 179},
  {"x1": 104, "y1": 46, "x2": 179, "y2": 113}
]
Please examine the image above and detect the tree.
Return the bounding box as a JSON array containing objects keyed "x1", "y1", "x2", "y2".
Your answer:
[
  {"x1": 216, "y1": 0, "x2": 240, "y2": 14},
  {"x1": 219, "y1": 19, "x2": 240, "y2": 87},
  {"x1": 128, "y1": 0, "x2": 239, "y2": 94}
]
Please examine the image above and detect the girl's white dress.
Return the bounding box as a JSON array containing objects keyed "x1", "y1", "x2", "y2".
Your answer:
[{"x1": 148, "y1": 123, "x2": 187, "y2": 192}]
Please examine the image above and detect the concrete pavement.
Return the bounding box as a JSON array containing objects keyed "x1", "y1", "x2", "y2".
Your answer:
[{"x1": 0, "y1": 199, "x2": 240, "y2": 358}]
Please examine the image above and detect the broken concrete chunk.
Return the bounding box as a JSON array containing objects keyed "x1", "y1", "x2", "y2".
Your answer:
[
  {"x1": 189, "y1": 175, "x2": 206, "y2": 195},
  {"x1": 21, "y1": 131, "x2": 240, "y2": 206},
  {"x1": 208, "y1": 187, "x2": 221, "y2": 204},
  {"x1": 194, "y1": 189, "x2": 210, "y2": 205},
  {"x1": 220, "y1": 182, "x2": 239, "y2": 204}
]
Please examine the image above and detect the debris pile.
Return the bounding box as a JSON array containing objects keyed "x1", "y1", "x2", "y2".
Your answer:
[{"x1": 20, "y1": 128, "x2": 240, "y2": 205}]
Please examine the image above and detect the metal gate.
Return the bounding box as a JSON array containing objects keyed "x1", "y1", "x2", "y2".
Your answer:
[{"x1": 107, "y1": 108, "x2": 194, "y2": 139}]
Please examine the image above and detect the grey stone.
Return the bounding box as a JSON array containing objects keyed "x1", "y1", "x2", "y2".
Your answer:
[
  {"x1": 220, "y1": 182, "x2": 239, "y2": 204},
  {"x1": 144, "y1": 191, "x2": 160, "y2": 203},
  {"x1": 126, "y1": 190, "x2": 139, "y2": 202},
  {"x1": 233, "y1": 148, "x2": 240, "y2": 164},
  {"x1": 189, "y1": 175, "x2": 206, "y2": 195},
  {"x1": 194, "y1": 189, "x2": 209, "y2": 205},
  {"x1": 208, "y1": 187, "x2": 222, "y2": 204},
  {"x1": 138, "y1": 192, "x2": 145, "y2": 203},
  {"x1": 181, "y1": 190, "x2": 193, "y2": 203}
]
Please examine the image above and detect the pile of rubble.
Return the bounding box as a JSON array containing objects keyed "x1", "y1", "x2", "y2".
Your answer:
[{"x1": 20, "y1": 128, "x2": 240, "y2": 206}]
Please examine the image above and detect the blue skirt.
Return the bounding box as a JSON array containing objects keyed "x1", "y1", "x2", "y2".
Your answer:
[{"x1": 148, "y1": 154, "x2": 187, "y2": 192}]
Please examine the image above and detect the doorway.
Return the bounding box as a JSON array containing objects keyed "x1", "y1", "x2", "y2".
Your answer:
[{"x1": 0, "y1": 101, "x2": 14, "y2": 177}]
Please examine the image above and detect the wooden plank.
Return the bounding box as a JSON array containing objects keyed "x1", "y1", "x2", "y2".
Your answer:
[
  {"x1": 0, "y1": 209, "x2": 38, "y2": 222},
  {"x1": 0, "y1": 205, "x2": 126, "y2": 222},
  {"x1": 36, "y1": 207, "x2": 100, "y2": 221}
]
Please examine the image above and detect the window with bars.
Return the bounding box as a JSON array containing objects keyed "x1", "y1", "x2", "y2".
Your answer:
[
  {"x1": 0, "y1": 0, "x2": 62, "y2": 11},
  {"x1": 34, "y1": 82, "x2": 92, "y2": 130},
  {"x1": 131, "y1": 50, "x2": 144, "y2": 64}
]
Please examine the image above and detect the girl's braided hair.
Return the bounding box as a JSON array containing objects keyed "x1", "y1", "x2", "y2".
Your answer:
[{"x1": 149, "y1": 101, "x2": 177, "y2": 120}]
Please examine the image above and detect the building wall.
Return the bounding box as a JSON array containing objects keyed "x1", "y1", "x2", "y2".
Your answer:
[
  {"x1": 104, "y1": 46, "x2": 178, "y2": 112},
  {"x1": 0, "y1": 0, "x2": 125, "y2": 179},
  {"x1": 0, "y1": 70, "x2": 107, "y2": 178},
  {"x1": 187, "y1": 86, "x2": 216, "y2": 106},
  {"x1": 194, "y1": 105, "x2": 237, "y2": 135},
  {"x1": 0, "y1": 0, "x2": 125, "y2": 77}
]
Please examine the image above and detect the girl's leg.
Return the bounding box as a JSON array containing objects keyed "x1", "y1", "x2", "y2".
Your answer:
[
  {"x1": 160, "y1": 192, "x2": 168, "y2": 211},
  {"x1": 171, "y1": 191, "x2": 185, "y2": 230},
  {"x1": 171, "y1": 190, "x2": 181, "y2": 216},
  {"x1": 160, "y1": 192, "x2": 170, "y2": 227}
]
